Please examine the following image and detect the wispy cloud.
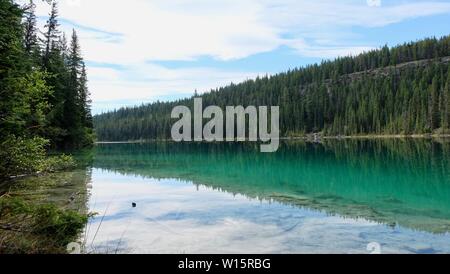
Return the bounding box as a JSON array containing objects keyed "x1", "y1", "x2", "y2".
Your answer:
[
  {"x1": 23, "y1": 0, "x2": 450, "y2": 113},
  {"x1": 31, "y1": 0, "x2": 450, "y2": 63},
  {"x1": 87, "y1": 64, "x2": 264, "y2": 101}
]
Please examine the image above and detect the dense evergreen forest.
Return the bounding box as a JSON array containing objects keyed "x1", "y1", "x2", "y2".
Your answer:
[
  {"x1": 94, "y1": 35, "x2": 450, "y2": 141},
  {"x1": 0, "y1": 0, "x2": 93, "y2": 179}
]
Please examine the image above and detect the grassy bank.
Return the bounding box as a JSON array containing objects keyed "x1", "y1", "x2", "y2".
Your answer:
[
  {"x1": 0, "y1": 195, "x2": 88, "y2": 254},
  {"x1": 0, "y1": 151, "x2": 90, "y2": 254}
]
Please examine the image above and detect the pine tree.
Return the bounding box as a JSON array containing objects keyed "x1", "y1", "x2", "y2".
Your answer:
[
  {"x1": 93, "y1": 35, "x2": 450, "y2": 141},
  {"x1": 1, "y1": 0, "x2": 93, "y2": 179},
  {"x1": 429, "y1": 76, "x2": 440, "y2": 131},
  {"x1": 79, "y1": 62, "x2": 93, "y2": 129},
  {"x1": 444, "y1": 70, "x2": 450, "y2": 130},
  {"x1": 23, "y1": 0, "x2": 38, "y2": 55},
  {"x1": 42, "y1": 1, "x2": 60, "y2": 68},
  {"x1": 59, "y1": 33, "x2": 68, "y2": 59},
  {"x1": 59, "y1": 29, "x2": 82, "y2": 146},
  {"x1": 67, "y1": 29, "x2": 81, "y2": 97},
  {"x1": 0, "y1": 0, "x2": 27, "y2": 137}
]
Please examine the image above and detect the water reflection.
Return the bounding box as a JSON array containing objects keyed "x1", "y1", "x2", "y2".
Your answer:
[
  {"x1": 84, "y1": 171, "x2": 450, "y2": 254},
  {"x1": 90, "y1": 140, "x2": 450, "y2": 235}
]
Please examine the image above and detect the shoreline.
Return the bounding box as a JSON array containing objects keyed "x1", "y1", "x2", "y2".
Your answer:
[
  {"x1": 293, "y1": 134, "x2": 450, "y2": 140},
  {"x1": 95, "y1": 134, "x2": 450, "y2": 144}
]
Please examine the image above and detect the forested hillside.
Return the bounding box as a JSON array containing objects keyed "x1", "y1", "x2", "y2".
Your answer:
[
  {"x1": 94, "y1": 35, "x2": 450, "y2": 141},
  {"x1": 1, "y1": 0, "x2": 93, "y2": 179}
]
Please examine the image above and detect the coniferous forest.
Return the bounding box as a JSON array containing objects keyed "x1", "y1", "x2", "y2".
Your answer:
[
  {"x1": 2, "y1": 0, "x2": 450, "y2": 256},
  {"x1": 94, "y1": 35, "x2": 450, "y2": 141},
  {"x1": 0, "y1": 0, "x2": 93, "y2": 179}
]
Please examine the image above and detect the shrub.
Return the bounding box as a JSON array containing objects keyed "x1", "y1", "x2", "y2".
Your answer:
[
  {"x1": 0, "y1": 196, "x2": 88, "y2": 254},
  {"x1": 0, "y1": 135, "x2": 77, "y2": 179},
  {"x1": 0, "y1": 135, "x2": 48, "y2": 179},
  {"x1": 43, "y1": 155, "x2": 76, "y2": 173}
]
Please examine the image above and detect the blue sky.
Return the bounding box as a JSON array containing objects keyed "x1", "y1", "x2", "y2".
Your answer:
[{"x1": 29, "y1": 0, "x2": 450, "y2": 115}]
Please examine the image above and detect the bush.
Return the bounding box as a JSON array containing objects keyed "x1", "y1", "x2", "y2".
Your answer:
[
  {"x1": 0, "y1": 135, "x2": 77, "y2": 179},
  {"x1": 43, "y1": 155, "x2": 76, "y2": 173},
  {"x1": 0, "y1": 196, "x2": 88, "y2": 254},
  {"x1": 0, "y1": 135, "x2": 49, "y2": 179}
]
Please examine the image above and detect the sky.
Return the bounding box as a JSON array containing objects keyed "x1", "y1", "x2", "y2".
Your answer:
[{"x1": 24, "y1": 0, "x2": 450, "y2": 115}]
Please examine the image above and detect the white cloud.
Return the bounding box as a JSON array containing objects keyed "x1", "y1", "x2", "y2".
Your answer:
[
  {"x1": 21, "y1": 0, "x2": 450, "y2": 112},
  {"x1": 286, "y1": 38, "x2": 375, "y2": 58},
  {"x1": 89, "y1": 65, "x2": 264, "y2": 102},
  {"x1": 367, "y1": 0, "x2": 382, "y2": 7},
  {"x1": 30, "y1": 0, "x2": 450, "y2": 63}
]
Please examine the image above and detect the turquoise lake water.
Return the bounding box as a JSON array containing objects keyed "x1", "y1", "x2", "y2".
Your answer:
[{"x1": 74, "y1": 139, "x2": 450, "y2": 253}]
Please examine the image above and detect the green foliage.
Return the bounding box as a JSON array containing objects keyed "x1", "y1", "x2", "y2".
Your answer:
[
  {"x1": 1, "y1": 0, "x2": 94, "y2": 177},
  {"x1": 32, "y1": 203, "x2": 87, "y2": 246},
  {"x1": 40, "y1": 3, "x2": 93, "y2": 148},
  {"x1": 13, "y1": 70, "x2": 52, "y2": 135},
  {"x1": 43, "y1": 154, "x2": 76, "y2": 173},
  {"x1": 0, "y1": 0, "x2": 92, "y2": 254},
  {"x1": 1, "y1": 0, "x2": 93, "y2": 147},
  {"x1": 0, "y1": 196, "x2": 88, "y2": 254},
  {"x1": 0, "y1": 135, "x2": 49, "y2": 179},
  {"x1": 0, "y1": 135, "x2": 76, "y2": 179},
  {"x1": 0, "y1": 0, "x2": 27, "y2": 136}
]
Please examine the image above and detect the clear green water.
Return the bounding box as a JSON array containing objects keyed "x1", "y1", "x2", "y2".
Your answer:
[{"x1": 12, "y1": 139, "x2": 450, "y2": 253}]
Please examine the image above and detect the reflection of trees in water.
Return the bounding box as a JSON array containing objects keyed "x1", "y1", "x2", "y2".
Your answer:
[{"x1": 91, "y1": 139, "x2": 450, "y2": 233}]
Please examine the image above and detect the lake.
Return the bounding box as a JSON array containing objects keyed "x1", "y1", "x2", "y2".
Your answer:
[{"x1": 21, "y1": 139, "x2": 450, "y2": 253}]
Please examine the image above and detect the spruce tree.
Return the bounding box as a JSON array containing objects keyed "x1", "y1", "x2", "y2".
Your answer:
[
  {"x1": 0, "y1": 0, "x2": 27, "y2": 137},
  {"x1": 429, "y1": 76, "x2": 441, "y2": 131},
  {"x1": 60, "y1": 29, "x2": 82, "y2": 147},
  {"x1": 42, "y1": 1, "x2": 60, "y2": 68},
  {"x1": 23, "y1": 0, "x2": 38, "y2": 56},
  {"x1": 79, "y1": 62, "x2": 93, "y2": 129},
  {"x1": 444, "y1": 70, "x2": 450, "y2": 130},
  {"x1": 1, "y1": 0, "x2": 93, "y2": 179}
]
